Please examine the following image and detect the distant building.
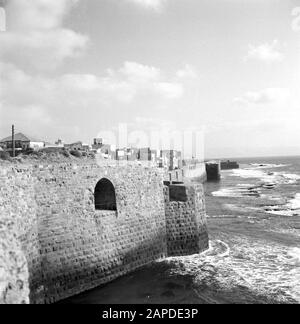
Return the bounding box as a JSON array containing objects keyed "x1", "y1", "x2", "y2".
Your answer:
[
  {"x1": 43, "y1": 142, "x2": 65, "y2": 153},
  {"x1": 138, "y1": 148, "x2": 158, "y2": 163},
  {"x1": 137, "y1": 148, "x2": 151, "y2": 161},
  {"x1": 55, "y1": 139, "x2": 64, "y2": 147},
  {"x1": 94, "y1": 142, "x2": 182, "y2": 169},
  {"x1": 82, "y1": 143, "x2": 91, "y2": 152},
  {"x1": 116, "y1": 148, "x2": 139, "y2": 161},
  {"x1": 91, "y1": 138, "x2": 116, "y2": 160},
  {"x1": 0, "y1": 133, "x2": 45, "y2": 156},
  {"x1": 92, "y1": 138, "x2": 103, "y2": 151},
  {"x1": 116, "y1": 148, "x2": 125, "y2": 161},
  {"x1": 150, "y1": 149, "x2": 159, "y2": 163},
  {"x1": 127, "y1": 148, "x2": 139, "y2": 161},
  {"x1": 64, "y1": 141, "x2": 90, "y2": 152},
  {"x1": 97, "y1": 144, "x2": 116, "y2": 160},
  {"x1": 115, "y1": 147, "x2": 159, "y2": 163},
  {"x1": 114, "y1": 147, "x2": 181, "y2": 169},
  {"x1": 160, "y1": 150, "x2": 182, "y2": 171}
]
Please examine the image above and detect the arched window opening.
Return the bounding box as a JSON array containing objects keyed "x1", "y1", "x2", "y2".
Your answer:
[{"x1": 94, "y1": 178, "x2": 117, "y2": 211}]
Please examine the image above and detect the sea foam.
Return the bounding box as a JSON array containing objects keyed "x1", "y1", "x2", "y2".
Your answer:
[
  {"x1": 288, "y1": 247, "x2": 300, "y2": 266},
  {"x1": 265, "y1": 193, "x2": 300, "y2": 217},
  {"x1": 231, "y1": 168, "x2": 300, "y2": 185},
  {"x1": 249, "y1": 163, "x2": 288, "y2": 169}
]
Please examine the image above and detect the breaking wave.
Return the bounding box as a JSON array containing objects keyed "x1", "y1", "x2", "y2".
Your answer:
[
  {"x1": 167, "y1": 239, "x2": 300, "y2": 304},
  {"x1": 211, "y1": 162, "x2": 300, "y2": 217},
  {"x1": 249, "y1": 163, "x2": 289, "y2": 169},
  {"x1": 203, "y1": 159, "x2": 300, "y2": 303},
  {"x1": 265, "y1": 193, "x2": 300, "y2": 217},
  {"x1": 232, "y1": 168, "x2": 300, "y2": 185},
  {"x1": 288, "y1": 247, "x2": 300, "y2": 266},
  {"x1": 212, "y1": 186, "x2": 261, "y2": 198}
]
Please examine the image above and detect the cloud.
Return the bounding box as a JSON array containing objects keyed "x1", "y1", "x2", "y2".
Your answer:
[
  {"x1": 0, "y1": 0, "x2": 88, "y2": 70},
  {"x1": 120, "y1": 61, "x2": 161, "y2": 82},
  {"x1": 291, "y1": 7, "x2": 300, "y2": 32},
  {"x1": 233, "y1": 88, "x2": 290, "y2": 105},
  {"x1": 176, "y1": 64, "x2": 199, "y2": 79},
  {"x1": 117, "y1": 62, "x2": 183, "y2": 98},
  {"x1": 1, "y1": 60, "x2": 183, "y2": 105},
  {"x1": 154, "y1": 82, "x2": 184, "y2": 99},
  {"x1": 60, "y1": 71, "x2": 138, "y2": 104},
  {"x1": 0, "y1": 61, "x2": 185, "y2": 140},
  {"x1": 60, "y1": 61, "x2": 184, "y2": 101},
  {"x1": 53, "y1": 61, "x2": 183, "y2": 102},
  {"x1": 0, "y1": 30, "x2": 88, "y2": 71},
  {"x1": 134, "y1": 117, "x2": 177, "y2": 132},
  {"x1": 126, "y1": 0, "x2": 166, "y2": 12},
  {"x1": 118, "y1": 61, "x2": 184, "y2": 99},
  {"x1": 0, "y1": 1, "x2": 193, "y2": 142},
  {"x1": 245, "y1": 40, "x2": 284, "y2": 63},
  {"x1": 6, "y1": 0, "x2": 79, "y2": 31}
]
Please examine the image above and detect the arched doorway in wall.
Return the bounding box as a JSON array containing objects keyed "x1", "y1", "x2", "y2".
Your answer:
[{"x1": 94, "y1": 178, "x2": 117, "y2": 211}]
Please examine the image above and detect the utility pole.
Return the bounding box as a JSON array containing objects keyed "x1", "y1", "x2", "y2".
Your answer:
[{"x1": 12, "y1": 124, "x2": 15, "y2": 158}]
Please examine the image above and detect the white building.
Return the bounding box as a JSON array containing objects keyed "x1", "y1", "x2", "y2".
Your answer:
[{"x1": 0, "y1": 133, "x2": 45, "y2": 155}]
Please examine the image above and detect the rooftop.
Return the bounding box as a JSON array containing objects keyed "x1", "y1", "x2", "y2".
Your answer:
[{"x1": 0, "y1": 133, "x2": 43, "y2": 143}]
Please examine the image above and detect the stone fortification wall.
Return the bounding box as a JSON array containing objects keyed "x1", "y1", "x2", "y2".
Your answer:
[
  {"x1": 0, "y1": 159, "x2": 209, "y2": 304},
  {"x1": 164, "y1": 183, "x2": 209, "y2": 256}
]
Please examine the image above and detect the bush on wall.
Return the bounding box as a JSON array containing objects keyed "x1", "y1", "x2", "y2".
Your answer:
[
  {"x1": 0, "y1": 150, "x2": 11, "y2": 161},
  {"x1": 70, "y1": 150, "x2": 82, "y2": 158}
]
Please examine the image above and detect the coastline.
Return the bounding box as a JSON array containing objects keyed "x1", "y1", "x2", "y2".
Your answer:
[{"x1": 60, "y1": 214, "x2": 300, "y2": 304}]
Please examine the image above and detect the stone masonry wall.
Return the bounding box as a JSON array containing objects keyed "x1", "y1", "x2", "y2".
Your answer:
[
  {"x1": 164, "y1": 183, "x2": 209, "y2": 256},
  {"x1": 0, "y1": 218, "x2": 30, "y2": 304},
  {"x1": 0, "y1": 161, "x2": 167, "y2": 303},
  {"x1": 0, "y1": 167, "x2": 33, "y2": 304},
  {"x1": 0, "y1": 159, "x2": 209, "y2": 304}
]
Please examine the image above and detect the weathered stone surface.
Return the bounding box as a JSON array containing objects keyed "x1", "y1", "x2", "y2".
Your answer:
[
  {"x1": 165, "y1": 184, "x2": 209, "y2": 256},
  {"x1": 0, "y1": 160, "x2": 209, "y2": 304},
  {"x1": 0, "y1": 216, "x2": 30, "y2": 304}
]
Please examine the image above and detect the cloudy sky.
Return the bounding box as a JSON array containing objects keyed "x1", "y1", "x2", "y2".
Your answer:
[{"x1": 1, "y1": 0, "x2": 300, "y2": 158}]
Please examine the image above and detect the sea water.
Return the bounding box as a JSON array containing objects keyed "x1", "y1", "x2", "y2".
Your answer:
[
  {"x1": 203, "y1": 156, "x2": 300, "y2": 303},
  {"x1": 206, "y1": 156, "x2": 300, "y2": 217}
]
